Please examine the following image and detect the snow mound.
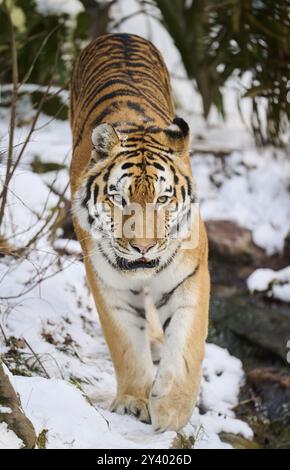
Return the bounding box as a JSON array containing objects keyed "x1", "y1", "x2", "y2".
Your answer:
[
  {"x1": 0, "y1": 423, "x2": 23, "y2": 450},
  {"x1": 35, "y1": 0, "x2": 84, "y2": 17},
  {"x1": 247, "y1": 266, "x2": 290, "y2": 303}
]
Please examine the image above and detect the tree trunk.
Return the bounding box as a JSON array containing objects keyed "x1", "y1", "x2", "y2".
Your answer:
[{"x1": 0, "y1": 359, "x2": 36, "y2": 448}]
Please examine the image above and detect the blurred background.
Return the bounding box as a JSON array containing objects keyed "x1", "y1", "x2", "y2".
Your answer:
[{"x1": 0, "y1": 0, "x2": 290, "y2": 449}]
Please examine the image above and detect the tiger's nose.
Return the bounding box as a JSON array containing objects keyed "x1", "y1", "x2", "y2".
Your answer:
[{"x1": 130, "y1": 240, "x2": 156, "y2": 255}]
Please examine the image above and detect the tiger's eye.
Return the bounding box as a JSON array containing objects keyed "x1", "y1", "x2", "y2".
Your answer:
[{"x1": 157, "y1": 195, "x2": 169, "y2": 204}]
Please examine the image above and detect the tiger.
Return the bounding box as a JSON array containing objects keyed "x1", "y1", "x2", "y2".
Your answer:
[{"x1": 70, "y1": 33, "x2": 210, "y2": 432}]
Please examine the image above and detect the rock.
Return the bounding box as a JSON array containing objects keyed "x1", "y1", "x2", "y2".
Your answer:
[
  {"x1": 31, "y1": 91, "x2": 68, "y2": 120},
  {"x1": 210, "y1": 293, "x2": 290, "y2": 362},
  {"x1": 30, "y1": 156, "x2": 66, "y2": 174},
  {"x1": 245, "y1": 367, "x2": 290, "y2": 425},
  {"x1": 206, "y1": 220, "x2": 264, "y2": 263},
  {"x1": 283, "y1": 231, "x2": 290, "y2": 265},
  {"x1": 247, "y1": 368, "x2": 290, "y2": 389},
  {"x1": 236, "y1": 367, "x2": 290, "y2": 449},
  {"x1": 219, "y1": 433, "x2": 260, "y2": 449}
]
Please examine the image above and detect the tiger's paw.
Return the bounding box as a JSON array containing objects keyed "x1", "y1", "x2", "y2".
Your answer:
[
  {"x1": 149, "y1": 395, "x2": 191, "y2": 432},
  {"x1": 149, "y1": 372, "x2": 193, "y2": 432},
  {"x1": 110, "y1": 394, "x2": 151, "y2": 424}
]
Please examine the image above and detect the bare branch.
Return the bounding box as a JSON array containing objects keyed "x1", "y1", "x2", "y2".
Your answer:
[{"x1": 0, "y1": 5, "x2": 19, "y2": 229}]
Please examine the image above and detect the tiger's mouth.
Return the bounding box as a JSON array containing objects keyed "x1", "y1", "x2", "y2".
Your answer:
[{"x1": 116, "y1": 256, "x2": 160, "y2": 270}]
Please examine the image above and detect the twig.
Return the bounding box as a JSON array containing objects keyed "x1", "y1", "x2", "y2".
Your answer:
[
  {"x1": 0, "y1": 322, "x2": 9, "y2": 347},
  {"x1": 0, "y1": 255, "x2": 77, "y2": 300},
  {"x1": 21, "y1": 25, "x2": 61, "y2": 86},
  {"x1": 232, "y1": 397, "x2": 257, "y2": 409},
  {"x1": 24, "y1": 181, "x2": 69, "y2": 249},
  {"x1": 23, "y1": 338, "x2": 50, "y2": 379},
  {"x1": 110, "y1": 10, "x2": 146, "y2": 30},
  {"x1": 43, "y1": 353, "x2": 64, "y2": 380}
]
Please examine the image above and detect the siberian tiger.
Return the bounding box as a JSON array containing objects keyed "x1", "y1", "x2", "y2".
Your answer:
[{"x1": 70, "y1": 33, "x2": 209, "y2": 432}]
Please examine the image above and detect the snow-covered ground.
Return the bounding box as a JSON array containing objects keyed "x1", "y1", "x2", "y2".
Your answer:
[
  {"x1": 1, "y1": 0, "x2": 289, "y2": 450},
  {"x1": 0, "y1": 248, "x2": 252, "y2": 449}
]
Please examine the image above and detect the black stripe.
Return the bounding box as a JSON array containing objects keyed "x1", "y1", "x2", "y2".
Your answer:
[
  {"x1": 163, "y1": 316, "x2": 172, "y2": 332},
  {"x1": 98, "y1": 243, "x2": 118, "y2": 270},
  {"x1": 156, "y1": 267, "x2": 199, "y2": 309},
  {"x1": 128, "y1": 304, "x2": 146, "y2": 318},
  {"x1": 170, "y1": 165, "x2": 179, "y2": 184},
  {"x1": 93, "y1": 184, "x2": 99, "y2": 204},
  {"x1": 103, "y1": 163, "x2": 115, "y2": 182},
  {"x1": 184, "y1": 356, "x2": 190, "y2": 374},
  {"x1": 152, "y1": 162, "x2": 165, "y2": 171},
  {"x1": 83, "y1": 172, "x2": 100, "y2": 207},
  {"x1": 181, "y1": 186, "x2": 186, "y2": 202},
  {"x1": 121, "y1": 162, "x2": 136, "y2": 170},
  {"x1": 185, "y1": 176, "x2": 192, "y2": 196},
  {"x1": 117, "y1": 172, "x2": 134, "y2": 183},
  {"x1": 155, "y1": 246, "x2": 179, "y2": 274},
  {"x1": 127, "y1": 100, "x2": 146, "y2": 114},
  {"x1": 83, "y1": 78, "x2": 140, "y2": 110}
]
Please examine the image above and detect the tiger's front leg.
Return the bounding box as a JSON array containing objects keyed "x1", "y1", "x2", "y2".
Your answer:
[
  {"x1": 149, "y1": 263, "x2": 209, "y2": 432},
  {"x1": 84, "y1": 257, "x2": 155, "y2": 423}
]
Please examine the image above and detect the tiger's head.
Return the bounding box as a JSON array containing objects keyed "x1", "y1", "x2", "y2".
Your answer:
[{"x1": 73, "y1": 118, "x2": 197, "y2": 277}]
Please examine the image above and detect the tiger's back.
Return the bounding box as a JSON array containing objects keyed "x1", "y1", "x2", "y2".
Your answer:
[{"x1": 70, "y1": 33, "x2": 175, "y2": 190}]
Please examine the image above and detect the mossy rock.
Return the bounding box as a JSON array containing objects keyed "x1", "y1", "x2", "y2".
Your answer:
[
  {"x1": 31, "y1": 91, "x2": 68, "y2": 121},
  {"x1": 219, "y1": 433, "x2": 260, "y2": 449},
  {"x1": 210, "y1": 293, "x2": 290, "y2": 363},
  {"x1": 30, "y1": 156, "x2": 67, "y2": 174}
]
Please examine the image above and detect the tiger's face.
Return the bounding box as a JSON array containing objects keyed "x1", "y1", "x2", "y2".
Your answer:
[{"x1": 73, "y1": 118, "x2": 196, "y2": 275}]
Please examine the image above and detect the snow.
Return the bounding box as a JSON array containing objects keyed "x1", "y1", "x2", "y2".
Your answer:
[
  {"x1": 0, "y1": 423, "x2": 24, "y2": 450},
  {"x1": 12, "y1": 376, "x2": 174, "y2": 449},
  {"x1": 189, "y1": 345, "x2": 253, "y2": 449},
  {"x1": 0, "y1": 406, "x2": 12, "y2": 414},
  {"x1": 247, "y1": 266, "x2": 290, "y2": 303},
  {"x1": 200, "y1": 345, "x2": 244, "y2": 416},
  {"x1": 12, "y1": 375, "x2": 175, "y2": 449},
  {"x1": 0, "y1": 98, "x2": 70, "y2": 248},
  {"x1": 35, "y1": 0, "x2": 84, "y2": 18},
  {"x1": 192, "y1": 148, "x2": 290, "y2": 255},
  {"x1": 53, "y1": 238, "x2": 82, "y2": 255}
]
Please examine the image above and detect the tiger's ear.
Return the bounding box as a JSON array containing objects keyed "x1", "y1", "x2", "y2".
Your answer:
[
  {"x1": 91, "y1": 123, "x2": 120, "y2": 160},
  {"x1": 164, "y1": 117, "x2": 190, "y2": 156}
]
